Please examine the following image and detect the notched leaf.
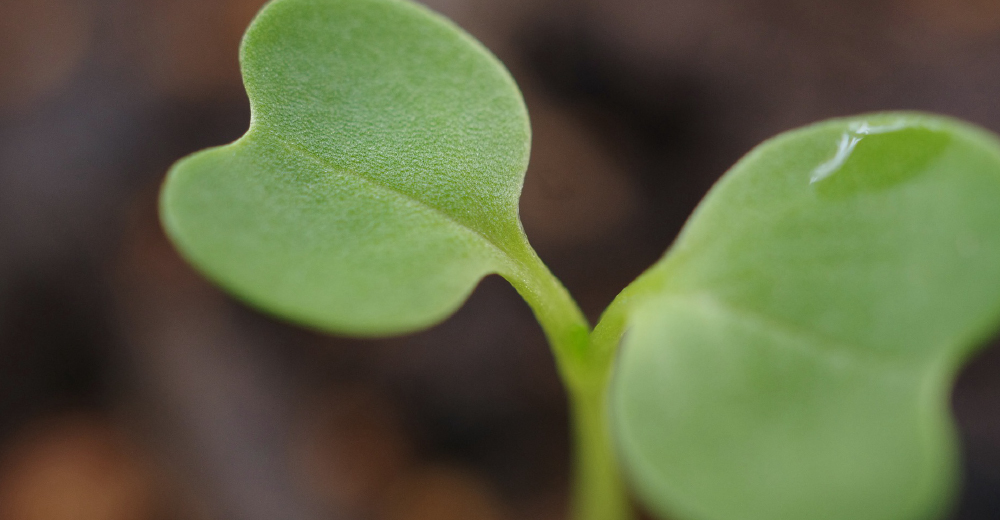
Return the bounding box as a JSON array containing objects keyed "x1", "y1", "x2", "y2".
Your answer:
[
  {"x1": 159, "y1": 0, "x2": 534, "y2": 335},
  {"x1": 609, "y1": 113, "x2": 1000, "y2": 520}
]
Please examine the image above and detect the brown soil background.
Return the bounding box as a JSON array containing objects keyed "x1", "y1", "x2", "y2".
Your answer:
[{"x1": 1, "y1": 0, "x2": 998, "y2": 519}]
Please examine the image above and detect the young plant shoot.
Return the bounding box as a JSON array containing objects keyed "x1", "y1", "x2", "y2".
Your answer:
[{"x1": 159, "y1": 0, "x2": 1000, "y2": 519}]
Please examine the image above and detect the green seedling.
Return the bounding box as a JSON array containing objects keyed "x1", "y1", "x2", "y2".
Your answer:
[{"x1": 159, "y1": 0, "x2": 1000, "y2": 519}]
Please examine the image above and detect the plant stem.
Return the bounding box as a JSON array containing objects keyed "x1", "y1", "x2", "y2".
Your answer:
[
  {"x1": 568, "y1": 381, "x2": 635, "y2": 520},
  {"x1": 503, "y1": 248, "x2": 635, "y2": 520}
]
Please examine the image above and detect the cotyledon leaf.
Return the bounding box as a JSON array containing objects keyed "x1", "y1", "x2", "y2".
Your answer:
[
  {"x1": 606, "y1": 113, "x2": 1000, "y2": 520},
  {"x1": 160, "y1": 0, "x2": 562, "y2": 337}
]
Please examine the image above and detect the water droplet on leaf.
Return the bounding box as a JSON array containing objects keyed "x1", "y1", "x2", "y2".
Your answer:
[{"x1": 811, "y1": 120, "x2": 952, "y2": 197}]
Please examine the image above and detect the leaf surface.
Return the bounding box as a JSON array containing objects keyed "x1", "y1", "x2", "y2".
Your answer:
[
  {"x1": 609, "y1": 113, "x2": 1000, "y2": 520},
  {"x1": 160, "y1": 0, "x2": 534, "y2": 335}
]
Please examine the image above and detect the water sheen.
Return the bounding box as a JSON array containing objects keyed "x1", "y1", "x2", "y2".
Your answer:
[{"x1": 811, "y1": 120, "x2": 952, "y2": 198}]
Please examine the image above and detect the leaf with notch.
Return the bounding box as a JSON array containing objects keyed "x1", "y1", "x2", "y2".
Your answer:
[
  {"x1": 160, "y1": 0, "x2": 539, "y2": 336},
  {"x1": 608, "y1": 113, "x2": 1000, "y2": 520}
]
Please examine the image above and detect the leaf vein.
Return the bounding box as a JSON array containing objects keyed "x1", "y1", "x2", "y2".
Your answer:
[
  {"x1": 266, "y1": 132, "x2": 514, "y2": 262},
  {"x1": 683, "y1": 293, "x2": 918, "y2": 377}
]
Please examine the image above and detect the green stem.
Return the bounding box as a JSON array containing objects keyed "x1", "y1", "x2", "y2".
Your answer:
[
  {"x1": 503, "y1": 248, "x2": 635, "y2": 520},
  {"x1": 568, "y1": 380, "x2": 635, "y2": 520}
]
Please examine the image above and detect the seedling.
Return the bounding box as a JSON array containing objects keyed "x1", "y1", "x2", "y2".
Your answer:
[{"x1": 159, "y1": 0, "x2": 1000, "y2": 519}]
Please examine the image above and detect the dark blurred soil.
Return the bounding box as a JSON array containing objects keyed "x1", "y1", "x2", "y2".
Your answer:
[{"x1": 1, "y1": 0, "x2": 999, "y2": 519}]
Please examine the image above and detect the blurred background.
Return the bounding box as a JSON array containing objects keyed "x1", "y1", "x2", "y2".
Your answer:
[{"x1": 2, "y1": 0, "x2": 1000, "y2": 518}]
